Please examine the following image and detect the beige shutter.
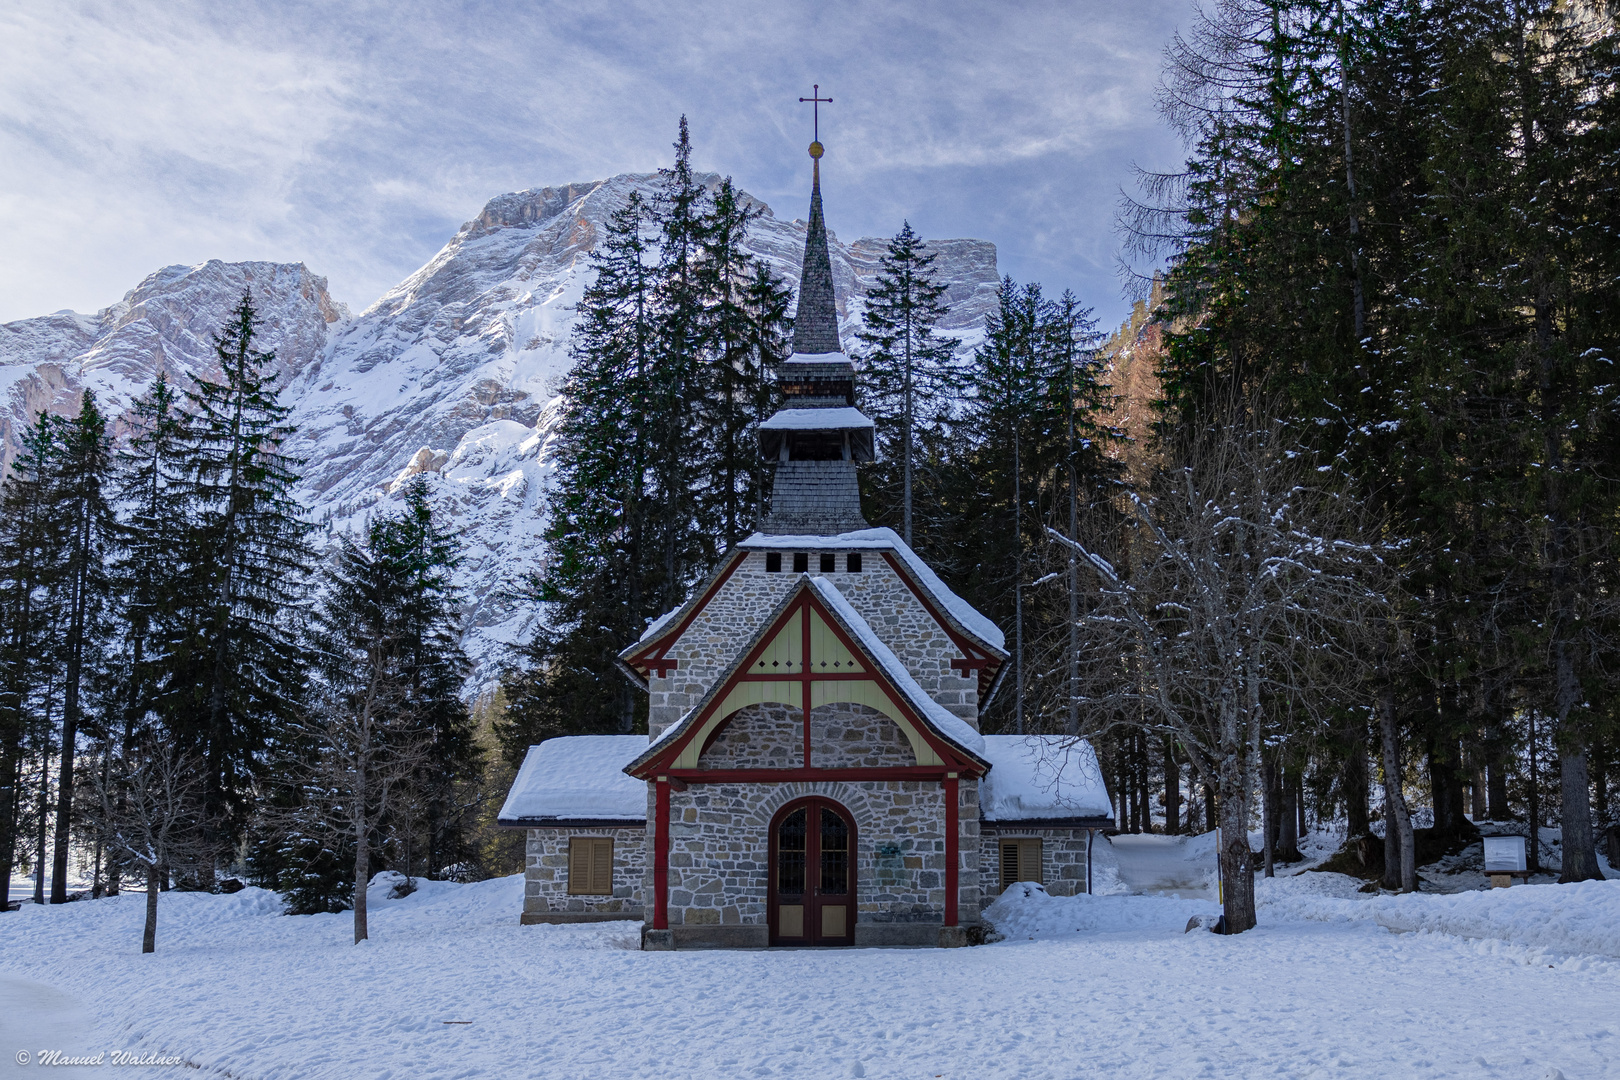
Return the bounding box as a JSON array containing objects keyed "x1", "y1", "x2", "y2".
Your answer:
[
  {"x1": 591, "y1": 837, "x2": 614, "y2": 896},
  {"x1": 999, "y1": 841, "x2": 1019, "y2": 892},
  {"x1": 568, "y1": 837, "x2": 614, "y2": 896},
  {"x1": 567, "y1": 837, "x2": 587, "y2": 894},
  {"x1": 1019, "y1": 839, "x2": 1043, "y2": 884}
]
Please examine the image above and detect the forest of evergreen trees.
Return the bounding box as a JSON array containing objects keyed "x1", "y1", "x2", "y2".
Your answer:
[
  {"x1": 4, "y1": 0, "x2": 1617, "y2": 945},
  {"x1": 0, "y1": 296, "x2": 485, "y2": 948}
]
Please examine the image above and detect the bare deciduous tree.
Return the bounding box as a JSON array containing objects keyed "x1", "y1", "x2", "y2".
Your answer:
[
  {"x1": 1050, "y1": 407, "x2": 1387, "y2": 932},
  {"x1": 93, "y1": 742, "x2": 211, "y2": 953}
]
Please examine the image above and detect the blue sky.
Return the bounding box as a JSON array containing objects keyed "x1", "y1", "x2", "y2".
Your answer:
[{"x1": 0, "y1": 0, "x2": 1191, "y2": 329}]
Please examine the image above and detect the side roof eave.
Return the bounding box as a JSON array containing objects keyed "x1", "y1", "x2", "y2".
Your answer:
[{"x1": 623, "y1": 575, "x2": 990, "y2": 779}]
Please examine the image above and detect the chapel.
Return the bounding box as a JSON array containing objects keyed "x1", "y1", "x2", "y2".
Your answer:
[{"x1": 498, "y1": 129, "x2": 1111, "y2": 949}]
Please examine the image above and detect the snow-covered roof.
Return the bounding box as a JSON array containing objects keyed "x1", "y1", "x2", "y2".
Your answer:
[
  {"x1": 978, "y1": 735, "x2": 1113, "y2": 821},
  {"x1": 738, "y1": 527, "x2": 1006, "y2": 653},
  {"x1": 759, "y1": 407, "x2": 873, "y2": 431},
  {"x1": 498, "y1": 736, "x2": 648, "y2": 824},
  {"x1": 807, "y1": 577, "x2": 987, "y2": 757},
  {"x1": 784, "y1": 351, "x2": 853, "y2": 365}
]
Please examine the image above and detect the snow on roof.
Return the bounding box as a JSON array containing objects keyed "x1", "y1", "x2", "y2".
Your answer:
[
  {"x1": 807, "y1": 577, "x2": 986, "y2": 758},
  {"x1": 759, "y1": 407, "x2": 874, "y2": 431},
  {"x1": 978, "y1": 735, "x2": 1113, "y2": 821},
  {"x1": 738, "y1": 527, "x2": 1006, "y2": 652},
  {"x1": 498, "y1": 736, "x2": 649, "y2": 823},
  {"x1": 784, "y1": 351, "x2": 853, "y2": 365}
]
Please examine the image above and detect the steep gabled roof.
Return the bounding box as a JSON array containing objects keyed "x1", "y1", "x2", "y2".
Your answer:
[{"x1": 625, "y1": 575, "x2": 989, "y2": 779}]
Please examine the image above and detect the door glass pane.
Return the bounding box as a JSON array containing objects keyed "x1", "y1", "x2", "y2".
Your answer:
[
  {"x1": 778, "y1": 807, "x2": 807, "y2": 895},
  {"x1": 819, "y1": 807, "x2": 849, "y2": 895}
]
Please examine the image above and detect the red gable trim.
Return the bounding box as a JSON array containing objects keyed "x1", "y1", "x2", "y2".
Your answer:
[
  {"x1": 623, "y1": 548, "x2": 748, "y2": 677},
  {"x1": 877, "y1": 551, "x2": 1002, "y2": 696},
  {"x1": 628, "y1": 582, "x2": 986, "y2": 779}
]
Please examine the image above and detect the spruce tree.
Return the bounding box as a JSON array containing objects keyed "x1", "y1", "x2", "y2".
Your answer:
[
  {"x1": 170, "y1": 293, "x2": 311, "y2": 864},
  {"x1": 855, "y1": 222, "x2": 957, "y2": 546},
  {"x1": 46, "y1": 392, "x2": 116, "y2": 904},
  {"x1": 0, "y1": 414, "x2": 61, "y2": 910},
  {"x1": 385, "y1": 476, "x2": 473, "y2": 876},
  {"x1": 502, "y1": 191, "x2": 661, "y2": 752}
]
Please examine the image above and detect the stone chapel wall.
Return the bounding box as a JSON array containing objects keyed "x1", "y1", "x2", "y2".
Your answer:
[{"x1": 521, "y1": 824, "x2": 647, "y2": 923}]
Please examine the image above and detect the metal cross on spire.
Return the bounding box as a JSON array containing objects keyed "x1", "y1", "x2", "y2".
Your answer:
[{"x1": 799, "y1": 84, "x2": 832, "y2": 145}]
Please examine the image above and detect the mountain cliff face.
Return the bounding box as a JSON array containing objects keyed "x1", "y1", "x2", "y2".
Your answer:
[{"x1": 0, "y1": 172, "x2": 1000, "y2": 685}]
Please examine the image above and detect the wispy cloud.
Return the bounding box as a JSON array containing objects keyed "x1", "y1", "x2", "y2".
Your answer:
[{"x1": 0, "y1": 0, "x2": 1189, "y2": 326}]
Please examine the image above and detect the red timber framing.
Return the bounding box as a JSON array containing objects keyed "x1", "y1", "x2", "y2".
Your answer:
[
  {"x1": 628, "y1": 582, "x2": 988, "y2": 781},
  {"x1": 622, "y1": 549, "x2": 748, "y2": 678},
  {"x1": 653, "y1": 779, "x2": 671, "y2": 929}
]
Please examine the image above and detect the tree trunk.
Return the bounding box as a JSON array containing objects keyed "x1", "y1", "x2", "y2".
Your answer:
[
  {"x1": 1379, "y1": 686, "x2": 1416, "y2": 892},
  {"x1": 354, "y1": 821, "x2": 370, "y2": 944},
  {"x1": 1261, "y1": 755, "x2": 1276, "y2": 878},
  {"x1": 1488, "y1": 755, "x2": 1509, "y2": 821},
  {"x1": 1343, "y1": 742, "x2": 1369, "y2": 839},
  {"x1": 143, "y1": 865, "x2": 159, "y2": 954},
  {"x1": 1204, "y1": 783, "x2": 1217, "y2": 838},
  {"x1": 1217, "y1": 759, "x2": 1256, "y2": 933},
  {"x1": 1163, "y1": 739, "x2": 1181, "y2": 836},
  {"x1": 1278, "y1": 766, "x2": 1301, "y2": 862},
  {"x1": 1528, "y1": 711, "x2": 1541, "y2": 873},
  {"x1": 1296, "y1": 771, "x2": 1307, "y2": 840},
  {"x1": 1558, "y1": 745, "x2": 1604, "y2": 883}
]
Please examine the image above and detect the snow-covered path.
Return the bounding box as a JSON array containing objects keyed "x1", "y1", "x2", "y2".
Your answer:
[{"x1": 2, "y1": 874, "x2": 1617, "y2": 1080}]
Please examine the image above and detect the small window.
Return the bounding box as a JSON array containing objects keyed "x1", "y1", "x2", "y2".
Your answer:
[
  {"x1": 793, "y1": 552, "x2": 809, "y2": 573},
  {"x1": 819, "y1": 552, "x2": 836, "y2": 573},
  {"x1": 999, "y1": 838, "x2": 1042, "y2": 893},
  {"x1": 568, "y1": 837, "x2": 614, "y2": 896},
  {"x1": 765, "y1": 552, "x2": 782, "y2": 573},
  {"x1": 846, "y1": 552, "x2": 862, "y2": 573}
]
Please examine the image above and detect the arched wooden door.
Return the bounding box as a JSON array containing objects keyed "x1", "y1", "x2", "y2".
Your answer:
[{"x1": 769, "y1": 797, "x2": 855, "y2": 946}]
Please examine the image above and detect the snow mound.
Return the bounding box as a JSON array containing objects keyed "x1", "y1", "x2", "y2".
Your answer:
[
  {"x1": 1262, "y1": 876, "x2": 1620, "y2": 958},
  {"x1": 982, "y1": 880, "x2": 1217, "y2": 939}
]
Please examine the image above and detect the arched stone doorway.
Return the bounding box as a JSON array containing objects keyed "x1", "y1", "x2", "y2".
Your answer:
[{"x1": 768, "y1": 797, "x2": 855, "y2": 946}]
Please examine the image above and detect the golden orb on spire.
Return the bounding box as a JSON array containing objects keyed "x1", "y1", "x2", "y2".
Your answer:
[{"x1": 808, "y1": 140, "x2": 824, "y2": 159}]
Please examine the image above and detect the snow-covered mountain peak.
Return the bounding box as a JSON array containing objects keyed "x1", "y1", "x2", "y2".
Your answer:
[{"x1": 0, "y1": 173, "x2": 1000, "y2": 688}]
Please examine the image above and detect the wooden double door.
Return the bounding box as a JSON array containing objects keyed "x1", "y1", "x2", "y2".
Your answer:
[{"x1": 769, "y1": 797, "x2": 855, "y2": 946}]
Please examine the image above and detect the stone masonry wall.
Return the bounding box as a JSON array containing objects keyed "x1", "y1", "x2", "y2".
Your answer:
[
  {"x1": 696, "y1": 702, "x2": 803, "y2": 769},
  {"x1": 646, "y1": 550, "x2": 983, "y2": 739},
  {"x1": 524, "y1": 825, "x2": 647, "y2": 915},
  {"x1": 978, "y1": 824, "x2": 1092, "y2": 904},
  {"x1": 640, "y1": 779, "x2": 982, "y2": 928},
  {"x1": 809, "y1": 702, "x2": 914, "y2": 769}
]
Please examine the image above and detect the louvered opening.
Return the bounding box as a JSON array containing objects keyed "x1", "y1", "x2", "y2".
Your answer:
[
  {"x1": 567, "y1": 837, "x2": 614, "y2": 896},
  {"x1": 999, "y1": 838, "x2": 1043, "y2": 893}
]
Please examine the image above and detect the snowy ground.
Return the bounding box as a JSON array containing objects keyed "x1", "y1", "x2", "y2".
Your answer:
[{"x1": 3, "y1": 863, "x2": 1618, "y2": 1080}]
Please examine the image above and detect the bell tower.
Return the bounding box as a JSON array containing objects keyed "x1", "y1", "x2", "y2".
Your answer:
[{"x1": 757, "y1": 122, "x2": 876, "y2": 535}]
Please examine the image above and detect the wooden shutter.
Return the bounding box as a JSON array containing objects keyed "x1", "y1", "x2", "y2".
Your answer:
[
  {"x1": 590, "y1": 837, "x2": 613, "y2": 896},
  {"x1": 1000, "y1": 838, "x2": 1043, "y2": 892},
  {"x1": 567, "y1": 837, "x2": 614, "y2": 896},
  {"x1": 1018, "y1": 839, "x2": 1042, "y2": 884}
]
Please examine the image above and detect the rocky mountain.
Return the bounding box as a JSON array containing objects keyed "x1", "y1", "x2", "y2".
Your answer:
[{"x1": 0, "y1": 172, "x2": 1001, "y2": 687}]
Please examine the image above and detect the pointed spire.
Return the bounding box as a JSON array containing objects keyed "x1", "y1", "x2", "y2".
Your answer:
[{"x1": 792, "y1": 147, "x2": 841, "y2": 355}]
